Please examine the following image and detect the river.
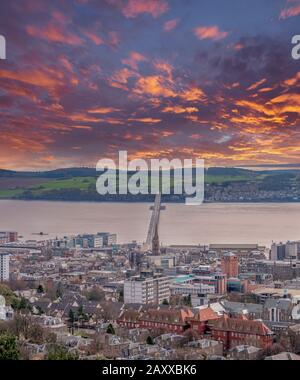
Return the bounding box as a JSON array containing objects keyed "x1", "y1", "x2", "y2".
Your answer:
[{"x1": 0, "y1": 200, "x2": 299, "y2": 247}]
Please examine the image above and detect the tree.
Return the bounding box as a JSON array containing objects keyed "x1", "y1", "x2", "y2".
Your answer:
[
  {"x1": 10, "y1": 314, "x2": 31, "y2": 339},
  {"x1": 118, "y1": 290, "x2": 124, "y2": 302},
  {"x1": 162, "y1": 299, "x2": 169, "y2": 305},
  {"x1": 77, "y1": 305, "x2": 89, "y2": 324},
  {"x1": 35, "y1": 305, "x2": 44, "y2": 315},
  {"x1": 183, "y1": 294, "x2": 192, "y2": 307},
  {"x1": 146, "y1": 336, "x2": 154, "y2": 345},
  {"x1": 46, "y1": 344, "x2": 78, "y2": 360},
  {"x1": 37, "y1": 285, "x2": 44, "y2": 294},
  {"x1": 0, "y1": 333, "x2": 20, "y2": 360},
  {"x1": 86, "y1": 287, "x2": 105, "y2": 302},
  {"x1": 183, "y1": 328, "x2": 200, "y2": 343},
  {"x1": 0, "y1": 284, "x2": 17, "y2": 306},
  {"x1": 27, "y1": 323, "x2": 44, "y2": 344},
  {"x1": 68, "y1": 309, "x2": 75, "y2": 324},
  {"x1": 12, "y1": 297, "x2": 32, "y2": 312},
  {"x1": 262, "y1": 343, "x2": 285, "y2": 358},
  {"x1": 78, "y1": 305, "x2": 84, "y2": 317},
  {"x1": 106, "y1": 323, "x2": 115, "y2": 335}
]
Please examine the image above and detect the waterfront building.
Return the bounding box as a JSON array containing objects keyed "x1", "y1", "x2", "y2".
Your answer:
[
  {"x1": 209, "y1": 244, "x2": 266, "y2": 259},
  {"x1": 0, "y1": 231, "x2": 18, "y2": 244},
  {"x1": 271, "y1": 242, "x2": 286, "y2": 260},
  {"x1": 0, "y1": 252, "x2": 10, "y2": 281}
]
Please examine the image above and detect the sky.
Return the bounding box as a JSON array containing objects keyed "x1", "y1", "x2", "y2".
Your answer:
[{"x1": 0, "y1": 0, "x2": 299, "y2": 170}]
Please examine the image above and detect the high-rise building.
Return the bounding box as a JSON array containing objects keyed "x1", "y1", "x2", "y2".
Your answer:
[
  {"x1": 129, "y1": 251, "x2": 144, "y2": 269},
  {"x1": 0, "y1": 252, "x2": 10, "y2": 282},
  {"x1": 124, "y1": 275, "x2": 170, "y2": 304},
  {"x1": 97, "y1": 232, "x2": 117, "y2": 246},
  {"x1": 271, "y1": 242, "x2": 286, "y2": 261},
  {"x1": 285, "y1": 241, "x2": 300, "y2": 260},
  {"x1": 0, "y1": 232, "x2": 18, "y2": 244},
  {"x1": 221, "y1": 252, "x2": 238, "y2": 278}
]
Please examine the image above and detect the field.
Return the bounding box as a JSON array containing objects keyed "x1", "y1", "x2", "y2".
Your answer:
[
  {"x1": 0, "y1": 173, "x2": 251, "y2": 199},
  {"x1": 0, "y1": 167, "x2": 295, "y2": 201}
]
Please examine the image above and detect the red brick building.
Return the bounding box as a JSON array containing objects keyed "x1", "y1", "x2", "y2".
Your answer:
[
  {"x1": 188, "y1": 307, "x2": 220, "y2": 335},
  {"x1": 210, "y1": 315, "x2": 273, "y2": 350},
  {"x1": 221, "y1": 252, "x2": 239, "y2": 278},
  {"x1": 117, "y1": 307, "x2": 194, "y2": 333}
]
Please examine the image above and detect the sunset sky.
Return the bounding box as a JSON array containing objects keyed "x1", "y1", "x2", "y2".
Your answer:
[{"x1": 0, "y1": 0, "x2": 300, "y2": 170}]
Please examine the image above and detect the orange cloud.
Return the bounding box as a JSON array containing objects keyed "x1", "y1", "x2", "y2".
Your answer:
[
  {"x1": 69, "y1": 113, "x2": 103, "y2": 123},
  {"x1": 122, "y1": 51, "x2": 147, "y2": 70},
  {"x1": 279, "y1": 2, "x2": 300, "y2": 19},
  {"x1": 0, "y1": 68, "x2": 63, "y2": 91},
  {"x1": 247, "y1": 78, "x2": 267, "y2": 91},
  {"x1": 87, "y1": 107, "x2": 121, "y2": 114},
  {"x1": 194, "y1": 25, "x2": 229, "y2": 41},
  {"x1": 162, "y1": 106, "x2": 198, "y2": 114},
  {"x1": 122, "y1": 0, "x2": 169, "y2": 18},
  {"x1": 258, "y1": 86, "x2": 276, "y2": 93},
  {"x1": 164, "y1": 18, "x2": 180, "y2": 32},
  {"x1": 153, "y1": 60, "x2": 173, "y2": 79},
  {"x1": 235, "y1": 100, "x2": 276, "y2": 116},
  {"x1": 134, "y1": 75, "x2": 177, "y2": 98},
  {"x1": 179, "y1": 87, "x2": 206, "y2": 102},
  {"x1": 269, "y1": 93, "x2": 300, "y2": 114},
  {"x1": 109, "y1": 68, "x2": 138, "y2": 91},
  {"x1": 128, "y1": 117, "x2": 162, "y2": 123},
  {"x1": 283, "y1": 71, "x2": 300, "y2": 87},
  {"x1": 70, "y1": 125, "x2": 93, "y2": 130},
  {"x1": 26, "y1": 24, "x2": 83, "y2": 45}
]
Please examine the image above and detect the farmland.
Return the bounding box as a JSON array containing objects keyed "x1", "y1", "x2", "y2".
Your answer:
[{"x1": 0, "y1": 167, "x2": 298, "y2": 202}]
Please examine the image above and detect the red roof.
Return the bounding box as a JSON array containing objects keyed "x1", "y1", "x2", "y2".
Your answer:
[
  {"x1": 190, "y1": 307, "x2": 220, "y2": 322},
  {"x1": 210, "y1": 315, "x2": 272, "y2": 336}
]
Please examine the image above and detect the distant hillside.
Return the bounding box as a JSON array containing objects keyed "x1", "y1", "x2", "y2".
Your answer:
[
  {"x1": 0, "y1": 166, "x2": 299, "y2": 202},
  {"x1": 0, "y1": 167, "x2": 97, "y2": 178},
  {"x1": 0, "y1": 166, "x2": 251, "y2": 178}
]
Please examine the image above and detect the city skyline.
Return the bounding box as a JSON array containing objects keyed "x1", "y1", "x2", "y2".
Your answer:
[{"x1": 0, "y1": 0, "x2": 300, "y2": 170}]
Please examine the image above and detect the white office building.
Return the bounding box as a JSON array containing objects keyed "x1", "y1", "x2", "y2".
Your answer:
[
  {"x1": 170, "y1": 283, "x2": 215, "y2": 296},
  {"x1": 0, "y1": 252, "x2": 10, "y2": 282},
  {"x1": 124, "y1": 275, "x2": 170, "y2": 304}
]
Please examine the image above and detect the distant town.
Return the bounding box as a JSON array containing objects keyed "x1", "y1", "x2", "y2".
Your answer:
[{"x1": 1, "y1": 196, "x2": 300, "y2": 361}]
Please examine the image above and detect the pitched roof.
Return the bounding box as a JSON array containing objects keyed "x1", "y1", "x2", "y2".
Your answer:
[
  {"x1": 210, "y1": 315, "x2": 273, "y2": 336},
  {"x1": 265, "y1": 352, "x2": 300, "y2": 361},
  {"x1": 191, "y1": 307, "x2": 219, "y2": 322},
  {"x1": 119, "y1": 307, "x2": 194, "y2": 325},
  {"x1": 264, "y1": 298, "x2": 292, "y2": 311},
  {"x1": 221, "y1": 300, "x2": 263, "y2": 314}
]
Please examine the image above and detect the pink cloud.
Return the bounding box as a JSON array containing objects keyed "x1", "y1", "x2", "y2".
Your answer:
[
  {"x1": 122, "y1": 0, "x2": 169, "y2": 18},
  {"x1": 26, "y1": 24, "x2": 83, "y2": 46},
  {"x1": 108, "y1": 31, "x2": 120, "y2": 47},
  {"x1": 83, "y1": 30, "x2": 104, "y2": 45},
  {"x1": 122, "y1": 51, "x2": 147, "y2": 70},
  {"x1": 194, "y1": 25, "x2": 229, "y2": 41},
  {"x1": 279, "y1": 1, "x2": 300, "y2": 19},
  {"x1": 164, "y1": 18, "x2": 180, "y2": 32}
]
